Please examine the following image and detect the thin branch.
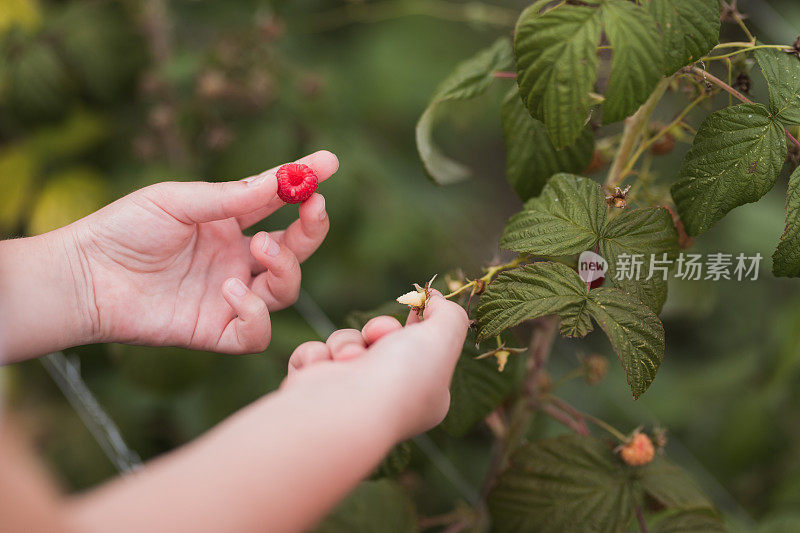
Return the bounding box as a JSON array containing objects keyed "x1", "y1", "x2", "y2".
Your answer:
[
  {"x1": 41, "y1": 352, "x2": 142, "y2": 473},
  {"x1": 636, "y1": 505, "x2": 649, "y2": 533},
  {"x1": 606, "y1": 77, "x2": 672, "y2": 188},
  {"x1": 722, "y1": 1, "x2": 755, "y2": 42},
  {"x1": 138, "y1": 0, "x2": 190, "y2": 168},
  {"x1": 685, "y1": 66, "x2": 800, "y2": 152},
  {"x1": 703, "y1": 43, "x2": 790, "y2": 61},
  {"x1": 546, "y1": 395, "x2": 629, "y2": 442},
  {"x1": 619, "y1": 94, "x2": 708, "y2": 179},
  {"x1": 479, "y1": 317, "x2": 559, "y2": 498},
  {"x1": 542, "y1": 403, "x2": 590, "y2": 435},
  {"x1": 493, "y1": 71, "x2": 517, "y2": 79}
]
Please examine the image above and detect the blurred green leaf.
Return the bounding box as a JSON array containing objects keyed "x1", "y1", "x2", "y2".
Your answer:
[
  {"x1": 315, "y1": 480, "x2": 417, "y2": 533},
  {"x1": 639, "y1": 456, "x2": 714, "y2": 510},
  {"x1": 650, "y1": 508, "x2": 726, "y2": 533},
  {"x1": 773, "y1": 165, "x2": 800, "y2": 276},
  {"x1": 488, "y1": 434, "x2": 642, "y2": 533},
  {"x1": 6, "y1": 39, "x2": 70, "y2": 120},
  {"x1": 0, "y1": 143, "x2": 38, "y2": 232},
  {"x1": 111, "y1": 345, "x2": 216, "y2": 396},
  {"x1": 501, "y1": 87, "x2": 594, "y2": 201},
  {"x1": 0, "y1": 0, "x2": 40, "y2": 35},
  {"x1": 374, "y1": 441, "x2": 412, "y2": 479},
  {"x1": 28, "y1": 167, "x2": 108, "y2": 234},
  {"x1": 416, "y1": 37, "x2": 512, "y2": 185},
  {"x1": 442, "y1": 331, "x2": 525, "y2": 436},
  {"x1": 49, "y1": 3, "x2": 143, "y2": 101},
  {"x1": 29, "y1": 108, "x2": 108, "y2": 160}
]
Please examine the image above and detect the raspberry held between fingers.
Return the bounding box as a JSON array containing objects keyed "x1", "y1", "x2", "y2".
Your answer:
[{"x1": 276, "y1": 163, "x2": 318, "y2": 203}]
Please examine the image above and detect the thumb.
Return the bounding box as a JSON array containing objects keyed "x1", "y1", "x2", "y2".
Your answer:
[{"x1": 143, "y1": 171, "x2": 278, "y2": 224}]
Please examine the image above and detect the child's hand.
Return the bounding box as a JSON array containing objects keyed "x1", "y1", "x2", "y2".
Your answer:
[
  {"x1": 63, "y1": 150, "x2": 338, "y2": 354},
  {"x1": 284, "y1": 291, "x2": 470, "y2": 440}
]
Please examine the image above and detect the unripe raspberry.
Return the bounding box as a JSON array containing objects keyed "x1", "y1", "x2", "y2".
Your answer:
[
  {"x1": 583, "y1": 354, "x2": 608, "y2": 384},
  {"x1": 396, "y1": 290, "x2": 426, "y2": 308},
  {"x1": 276, "y1": 163, "x2": 318, "y2": 204},
  {"x1": 618, "y1": 432, "x2": 655, "y2": 466}
]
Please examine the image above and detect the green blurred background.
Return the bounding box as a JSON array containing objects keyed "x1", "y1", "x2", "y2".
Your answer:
[{"x1": 1, "y1": 0, "x2": 800, "y2": 530}]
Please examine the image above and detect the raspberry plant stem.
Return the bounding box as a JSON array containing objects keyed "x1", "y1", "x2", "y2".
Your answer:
[
  {"x1": 545, "y1": 395, "x2": 629, "y2": 442},
  {"x1": 606, "y1": 77, "x2": 672, "y2": 188},
  {"x1": 686, "y1": 66, "x2": 800, "y2": 152},
  {"x1": 703, "y1": 43, "x2": 790, "y2": 61},
  {"x1": 444, "y1": 255, "x2": 530, "y2": 300},
  {"x1": 619, "y1": 94, "x2": 708, "y2": 180}
]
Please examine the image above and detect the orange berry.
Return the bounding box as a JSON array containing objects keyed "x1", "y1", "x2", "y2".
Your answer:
[{"x1": 619, "y1": 432, "x2": 655, "y2": 466}]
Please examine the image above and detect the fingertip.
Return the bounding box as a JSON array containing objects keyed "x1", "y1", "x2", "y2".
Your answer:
[
  {"x1": 362, "y1": 316, "x2": 403, "y2": 345},
  {"x1": 423, "y1": 292, "x2": 469, "y2": 330},
  {"x1": 314, "y1": 150, "x2": 339, "y2": 174},
  {"x1": 289, "y1": 341, "x2": 332, "y2": 372},
  {"x1": 250, "y1": 231, "x2": 282, "y2": 260},
  {"x1": 333, "y1": 343, "x2": 366, "y2": 361},
  {"x1": 223, "y1": 277, "x2": 248, "y2": 298},
  {"x1": 299, "y1": 150, "x2": 339, "y2": 182},
  {"x1": 299, "y1": 193, "x2": 327, "y2": 224}
]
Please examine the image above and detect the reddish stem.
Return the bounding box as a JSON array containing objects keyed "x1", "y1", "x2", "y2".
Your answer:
[
  {"x1": 493, "y1": 71, "x2": 518, "y2": 79},
  {"x1": 686, "y1": 66, "x2": 800, "y2": 152}
]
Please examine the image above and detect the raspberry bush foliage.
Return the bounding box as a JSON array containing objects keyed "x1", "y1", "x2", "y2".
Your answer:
[{"x1": 351, "y1": 1, "x2": 800, "y2": 531}]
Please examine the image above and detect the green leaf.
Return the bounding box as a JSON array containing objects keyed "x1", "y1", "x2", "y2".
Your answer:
[
  {"x1": 638, "y1": 456, "x2": 714, "y2": 510},
  {"x1": 374, "y1": 441, "x2": 412, "y2": 479},
  {"x1": 416, "y1": 37, "x2": 513, "y2": 185},
  {"x1": 476, "y1": 262, "x2": 665, "y2": 398},
  {"x1": 487, "y1": 434, "x2": 642, "y2": 533},
  {"x1": 601, "y1": 0, "x2": 665, "y2": 123},
  {"x1": 475, "y1": 262, "x2": 591, "y2": 341},
  {"x1": 500, "y1": 174, "x2": 606, "y2": 256},
  {"x1": 501, "y1": 87, "x2": 595, "y2": 201},
  {"x1": 601, "y1": 208, "x2": 678, "y2": 311},
  {"x1": 514, "y1": 1, "x2": 669, "y2": 144},
  {"x1": 671, "y1": 103, "x2": 788, "y2": 236},
  {"x1": 756, "y1": 47, "x2": 800, "y2": 126},
  {"x1": 442, "y1": 332, "x2": 525, "y2": 436},
  {"x1": 514, "y1": 3, "x2": 602, "y2": 148},
  {"x1": 773, "y1": 166, "x2": 800, "y2": 276},
  {"x1": 501, "y1": 174, "x2": 678, "y2": 312},
  {"x1": 314, "y1": 480, "x2": 417, "y2": 533},
  {"x1": 614, "y1": 276, "x2": 669, "y2": 315},
  {"x1": 586, "y1": 287, "x2": 665, "y2": 398},
  {"x1": 651, "y1": 509, "x2": 727, "y2": 533},
  {"x1": 646, "y1": 0, "x2": 721, "y2": 75}
]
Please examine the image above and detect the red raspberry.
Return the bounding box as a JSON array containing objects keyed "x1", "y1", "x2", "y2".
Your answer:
[{"x1": 276, "y1": 163, "x2": 318, "y2": 203}]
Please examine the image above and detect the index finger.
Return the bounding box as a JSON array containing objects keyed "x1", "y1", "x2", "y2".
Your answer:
[
  {"x1": 405, "y1": 291, "x2": 469, "y2": 338},
  {"x1": 237, "y1": 150, "x2": 339, "y2": 229}
]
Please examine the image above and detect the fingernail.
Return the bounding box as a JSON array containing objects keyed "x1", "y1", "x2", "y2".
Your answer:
[
  {"x1": 262, "y1": 233, "x2": 280, "y2": 256},
  {"x1": 226, "y1": 278, "x2": 247, "y2": 297},
  {"x1": 318, "y1": 197, "x2": 327, "y2": 221}
]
